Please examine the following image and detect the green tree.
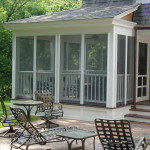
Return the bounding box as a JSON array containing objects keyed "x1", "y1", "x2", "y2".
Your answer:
[
  {"x1": 0, "y1": 25, "x2": 12, "y2": 99},
  {"x1": 0, "y1": 0, "x2": 32, "y2": 23},
  {"x1": 0, "y1": 0, "x2": 81, "y2": 99}
]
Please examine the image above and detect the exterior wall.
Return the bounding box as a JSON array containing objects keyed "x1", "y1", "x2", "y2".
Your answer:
[
  {"x1": 62, "y1": 104, "x2": 130, "y2": 121},
  {"x1": 136, "y1": 31, "x2": 150, "y2": 101}
]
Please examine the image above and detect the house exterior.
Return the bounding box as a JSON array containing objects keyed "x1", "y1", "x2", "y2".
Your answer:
[{"x1": 4, "y1": 0, "x2": 150, "y2": 122}]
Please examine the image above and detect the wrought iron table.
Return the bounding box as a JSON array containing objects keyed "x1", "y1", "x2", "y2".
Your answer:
[
  {"x1": 58, "y1": 128, "x2": 97, "y2": 150},
  {"x1": 13, "y1": 100, "x2": 43, "y2": 120}
]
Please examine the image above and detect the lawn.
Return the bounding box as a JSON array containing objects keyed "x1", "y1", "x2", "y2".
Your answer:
[{"x1": 0, "y1": 100, "x2": 40, "y2": 128}]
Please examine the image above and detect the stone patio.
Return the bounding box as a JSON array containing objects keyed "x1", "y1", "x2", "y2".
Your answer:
[{"x1": 0, "y1": 118, "x2": 150, "y2": 150}]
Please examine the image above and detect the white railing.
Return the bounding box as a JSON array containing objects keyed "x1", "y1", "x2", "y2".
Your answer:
[
  {"x1": 16, "y1": 71, "x2": 33, "y2": 98},
  {"x1": 36, "y1": 71, "x2": 55, "y2": 96},
  {"x1": 117, "y1": 74, "x2": 125, "y2": 103},
  {"x1": 127, "y1": 74, "x2": 134, "y2": 102},
  {"x1": 137, "y1": 75, "x2": 147, "y2": 97},
  {"x1": 84, "y1": 71, "x2": 107, "y2": 104},
  {"x1": 117, "y1": 74, "x2": 134, "y2": 104},
  {"x1": 61, "y1": 71, "x2": 81, "y2": 101}
]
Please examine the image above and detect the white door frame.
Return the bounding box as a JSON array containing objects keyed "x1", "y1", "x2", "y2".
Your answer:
[{"x1": 136, "y1": 40, "x2": 149, "y2": 102}]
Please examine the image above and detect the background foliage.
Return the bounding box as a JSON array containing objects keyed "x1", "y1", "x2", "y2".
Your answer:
[{"x1": 0, "y1": 0, "x2": 82, "y2": 99}]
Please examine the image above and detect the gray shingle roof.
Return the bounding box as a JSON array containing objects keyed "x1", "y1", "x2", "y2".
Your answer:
[
  {"x1": 6, "y1": 3, "x2": 139, "y2": 24},
  {"x1": 83, "y1": 0, "x2": 136, "y2": 7},
  {"x1": 133, "y1": 3, "x2": 150, "y2": 25}
]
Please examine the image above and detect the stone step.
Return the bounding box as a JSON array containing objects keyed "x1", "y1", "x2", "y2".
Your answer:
[
  {"x1": 125, "y1": 114, "x2": 150, "y2": 123},
  {"x1": 136, "y1": 100, "x2": 150, "y2": 106},
  {"x1": 129, "y1": 108, "x2": 150, "y2": 116},
  {"x1": 136, "y1": 104, "x2": 150, "y2": 110}
]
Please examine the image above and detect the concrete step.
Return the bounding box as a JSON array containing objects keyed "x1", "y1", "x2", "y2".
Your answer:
[
  {"x1": 125, "y1": 114, "x2": 150, "y2": 123},
  {"x1": 129, "y1": 108, "x2": 150, "y2": 116},
  {"x1": 135, "y1": 104, "x2": 150, "y2": 110},
  {"x1": 136, "y1": 100, "x2": 150, "y2": 105}
]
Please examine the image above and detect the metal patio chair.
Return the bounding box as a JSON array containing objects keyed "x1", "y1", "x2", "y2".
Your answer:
[
  {"x1": 95, "y1": 118, "x2": 148, "y2": 150},
  {"x1": 0, "y1": 96, "x2": 18, "y2": 137},
  {"x1": 10, "y1": 107, "x2": 68, "y2": 150},
  {"x1": 35, "y1": 90, "x2": 63, "y2": 128}
]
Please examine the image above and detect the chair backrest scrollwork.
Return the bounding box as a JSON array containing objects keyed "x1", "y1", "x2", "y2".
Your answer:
[{"x1": 35, "y1": 90, "x2": 54, "y2": 113}]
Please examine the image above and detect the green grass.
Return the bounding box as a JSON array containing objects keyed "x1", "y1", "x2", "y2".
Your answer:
[{"x1": 0, "y1": 100, "x2": 40, "y2": 128}]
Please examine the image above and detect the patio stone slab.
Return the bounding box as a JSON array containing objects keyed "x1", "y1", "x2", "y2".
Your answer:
[{"x1": 0, "y1": 118, "x2": 150, "y2": 150}]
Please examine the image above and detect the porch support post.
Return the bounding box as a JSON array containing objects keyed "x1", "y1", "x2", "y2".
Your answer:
[
  {"x1": 133, "y1": 28, "x2": 138, "y2": 109},
  {"x1": 33, "y1": 36, "x2": 37, "y2": 100},
  {"x1": 55, "y1": 34, "x2": 61, "y2": 103},
  {"x1": 124, "y1": 36, "x2": 128, "y2": 105},
  {"x1": 106, "y1": 31, "x2": 117, "y2": 108},
  {"x1": 12, "y1": 35, "x2": 16, "y2": 99},
  {"x1": 80, "y1": 34, "x2": 85, "y2": 105}
]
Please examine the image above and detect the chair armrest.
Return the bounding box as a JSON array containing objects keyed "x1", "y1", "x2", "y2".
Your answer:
[
  {"x1": 100, "y1": 137, "x2": 128, "y2": 145},
  {"x1": 53, "y1": 103, "x2": 62, "y2": 110},
  {"x1": 135, "y1": 137, "x2": 147, "y2": 150}
]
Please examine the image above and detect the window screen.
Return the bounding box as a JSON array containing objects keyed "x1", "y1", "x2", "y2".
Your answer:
[
  {"x1": 36, "y1": 36, "x2": 55, "y2": 71},
  {"x1": 85, "y1": 34, "x2": 107, "y2": 71},
  {"x1": 16, "y1": 37, "x2": 34, "y2": 71}
]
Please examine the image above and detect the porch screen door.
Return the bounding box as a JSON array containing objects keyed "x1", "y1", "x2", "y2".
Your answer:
[
  {"x1": 36, "y1": 36, "x2": 55, "y2": 96},
  {"x1": 137, "y1": 42, "x2": 149, "y2": 101},
  {"x1": 16, "y1": 37, "x2": 34, "y2": 98},
  {"x1": 60, "y1": 35, "x2": 81, "y2": 103}
]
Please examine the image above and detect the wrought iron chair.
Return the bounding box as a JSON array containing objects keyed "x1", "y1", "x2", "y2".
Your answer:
[
  {"x1": 35, "y1": 90, "x2": 63, "y2": 128},
  {"x1": 0, "y1": 96, "x2": 18, "y2": 137},
  {"x1": 95, "y1": 118, "x2": 148, "y2": 150},
  {"x1": 10, "y1": 107, "x2": 69, "y2": 150}
]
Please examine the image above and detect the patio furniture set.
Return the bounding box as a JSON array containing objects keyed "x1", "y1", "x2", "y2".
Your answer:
[{"x1": 0, "y1": 93, "x2": 149, "y2": 150}]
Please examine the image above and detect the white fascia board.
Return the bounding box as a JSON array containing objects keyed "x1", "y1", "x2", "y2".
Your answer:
[
  {"x1": 112, "y1": 18, "x2": 137, "y2": 29},
  {"x1": 114, "y1": 4, "x2": 141, "y2": 19},
  {"x1": 135, "y1": 24, "x2": 150, "y2": 28},
  {"x1": 3, "y1": 18, "x2": 113, "y2": 31},
  {"x1": 136, "y1": 0, "x2": 150, "y2": 4}
]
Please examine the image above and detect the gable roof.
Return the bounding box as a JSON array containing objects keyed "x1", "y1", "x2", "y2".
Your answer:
[
  {"x1": 133, "y1": 3, "x2": 150, "y2": 25},
  {"x1": 5, "y1": 3, "x2": 140, "y2": 24},
  {"x1": 83, "y1": 0, "x2": 136, "y2": 7}
]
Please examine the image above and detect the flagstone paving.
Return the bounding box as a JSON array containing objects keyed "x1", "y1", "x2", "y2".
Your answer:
[{"x1": 0, "y1": 118, "x2": 150, "y2": 150}]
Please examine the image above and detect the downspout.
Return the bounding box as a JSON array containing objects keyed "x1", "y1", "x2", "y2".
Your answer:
[{"x1": 133, "y1": 28, "x2": 137, "y2": 109}]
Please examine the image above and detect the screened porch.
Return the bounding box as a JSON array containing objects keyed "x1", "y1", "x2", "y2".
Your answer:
[
  {"x1": 15, "y1": 34, "x2": 107, "y2": 106},
  {"x1": 14, "y1": 31, "x2": 135, "y2": 108}
]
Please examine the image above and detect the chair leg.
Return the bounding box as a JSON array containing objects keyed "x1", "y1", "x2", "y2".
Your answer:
[
  {"x1": 26, "y1": 145, "x2": 29, "y2": 150},
  {"x1": 45, "y1": 120, "x2": 59, "y2": 128},
  {"x1": 0, "y1": 126, "x2": 16, "y2": 137},
  {"x1": 37, "y1": 120, "x2": 59, "y2": 129}
]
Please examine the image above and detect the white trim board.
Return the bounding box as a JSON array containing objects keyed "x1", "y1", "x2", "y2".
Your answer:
[{"x1": 136, "y1": 0, "x2": 150, "y2": 4}]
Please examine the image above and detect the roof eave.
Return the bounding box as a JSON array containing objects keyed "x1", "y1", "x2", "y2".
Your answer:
[
  {"x1": 112, "y1": 18, "x2": 137, "y2": 29},
  {"x1": 3, "y1": 18, "x2": 113, "y2": 31},
  {"x1": 135, "y1": 24, "x2": 150, "y2": 29}
]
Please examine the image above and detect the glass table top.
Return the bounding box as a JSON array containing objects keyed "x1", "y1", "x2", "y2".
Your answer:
[{"x1": 58, "y1": 129, "x2": 97, "y2": 140}]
